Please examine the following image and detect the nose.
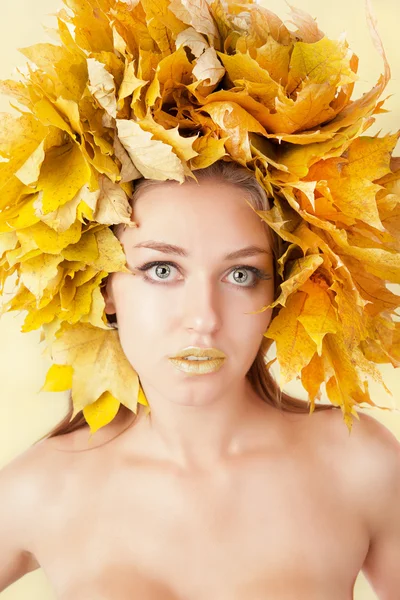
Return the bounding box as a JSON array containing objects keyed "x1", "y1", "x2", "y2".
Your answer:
[{"x1": 181, "y1": 273, "x2": 221, "y2": 335}]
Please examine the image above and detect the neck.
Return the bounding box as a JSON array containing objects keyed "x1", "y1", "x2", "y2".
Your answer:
[{"x1": 130, "y1": 378, "x2": 274, "y2": 472}]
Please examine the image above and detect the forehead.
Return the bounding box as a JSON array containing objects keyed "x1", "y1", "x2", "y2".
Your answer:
[{"x1": 120, "y1": 179, "x2": 272, "y2": 249}]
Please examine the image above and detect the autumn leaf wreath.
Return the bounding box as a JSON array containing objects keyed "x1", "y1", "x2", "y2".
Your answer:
[{"x1": 0, "y1": 0, "x2": 399, "y2": 435}]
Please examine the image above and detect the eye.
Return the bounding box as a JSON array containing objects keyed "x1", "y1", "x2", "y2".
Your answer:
[
  {"x1": 135, "y1": 261, "x2": 272, "y2": 288},
  {"x1": 226, "y1": 267, "x2": 258, "y2": 287}
]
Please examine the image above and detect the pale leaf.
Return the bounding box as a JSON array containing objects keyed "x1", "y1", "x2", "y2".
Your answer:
[
  {"x1": 116, "y1": 119, "x2": 186, "y2": 182},
  {"x1": 176, "y1": 27, "x2": 209, "y2": 58},
  {"x1": 87, "y1": 58, "x2": 117, "y2": 119},
  {"x1": 193, "y1": 47, "x2": 225, "y2": 86},
  {"x1": 15, "y1": 140, "x2": 45, "y2": 186},
  {"x1": 93, "y1": 174, "x2": 133, "y2": 226}
]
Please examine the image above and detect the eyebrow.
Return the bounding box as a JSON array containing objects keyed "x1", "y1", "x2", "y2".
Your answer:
[{"x1": 132, "y1": 241, "x2": 271, "y2": 260}]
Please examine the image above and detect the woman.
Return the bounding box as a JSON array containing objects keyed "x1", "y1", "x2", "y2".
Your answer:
[
  {"x1": 1, "y1": 160, "x2": 400, "y2": 599},
  {"x1": 0, "y1": 0, "x2": 399, "y2": 596}
]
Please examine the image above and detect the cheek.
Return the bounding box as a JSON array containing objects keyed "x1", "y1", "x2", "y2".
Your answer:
[
  {"x1": 113, "y1": 284, "x2": 172, "y2": 354},
  {"x1": 113, "y1": 277, "x2": 170, "y2": 320},
  {"x1": 241, "y1": 304, "x2": 273, "y2": 334}
]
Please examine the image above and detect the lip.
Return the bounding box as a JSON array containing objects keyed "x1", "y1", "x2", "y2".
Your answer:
[
  {"x1": 168, "y1": 346, "x2": 226, "y2": 359},
  {"x1": 168, "y1": 357, "x2": 225, "y2": 376}
]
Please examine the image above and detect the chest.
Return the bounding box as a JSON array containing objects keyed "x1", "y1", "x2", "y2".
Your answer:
[{"x1": 35, "y1": 453, "x2": 369, "y2": 599}]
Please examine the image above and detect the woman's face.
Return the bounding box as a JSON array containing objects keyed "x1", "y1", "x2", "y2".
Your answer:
[{"x1": 103, "y1": 178, "x2": 275, "y2": 408}]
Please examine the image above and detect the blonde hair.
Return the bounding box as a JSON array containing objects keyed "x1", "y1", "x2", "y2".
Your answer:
[{"x1": 40, "y1": 159, "x2": 335, "y2": 443}]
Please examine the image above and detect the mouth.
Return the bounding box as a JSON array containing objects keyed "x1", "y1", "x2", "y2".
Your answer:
[
  {"x1": 168, "y1": 346, "x2": 226, "y2": 360},
  {"x1": 168, "y1": 356, "x2": 226, "y2": 375}
]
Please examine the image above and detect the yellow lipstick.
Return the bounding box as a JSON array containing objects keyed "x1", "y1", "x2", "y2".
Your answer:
[{"x1": 168, "y1": 357, "x2": 225, "y2": 375}]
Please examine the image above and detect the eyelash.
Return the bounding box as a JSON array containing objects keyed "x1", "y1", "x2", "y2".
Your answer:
[{"x1": 135, "y1": 261, "x2": 272, "y2": 288}]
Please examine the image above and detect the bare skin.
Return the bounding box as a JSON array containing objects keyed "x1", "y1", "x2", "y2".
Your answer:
[
  {"x1": 20, "y1": 401, "x2": 377, "y2": 600},
  {"x1": 4, "y1": 177, "x2": 397, "y2": 598}
]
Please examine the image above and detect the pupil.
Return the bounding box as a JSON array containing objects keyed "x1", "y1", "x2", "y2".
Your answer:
[
  {"x1": 156, "y1": 265, "x2": 169, "y2": 279},
  {"x1": 235, "y1": 270, "x2": 247, "y2": 282}
]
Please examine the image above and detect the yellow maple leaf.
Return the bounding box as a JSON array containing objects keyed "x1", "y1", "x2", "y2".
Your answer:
[
  {"x1": 341, "y1": 133, "x2": 399, "y2": 180},
  {"x1": 34, "y1": 184, "x2": 100, "y2": 233},
  {"x1": 36, "y1": 142, "x2": 92, "y2": 214},
  {"x1": 138, "y1": 112, "x2": 199, "y2": 162},
  {"x1": 251, "y1": 197, "x2": 309, "y2": 254},
  {"x1": 255, "y1": 37, "x2": 291, "y2": 87},
  {"x1": 329, "y1": 228, "x2": 400, "y2": 284},
  {"x1": 63, "y1": 0, "x2": 114, "y2": 54},
  {"x1": 145, "y1": 45, "x2": 193, "y2": 109},
  {"x1": 270, "y1": 255, "x2": 325, "y2": 310},
  {"x1": 287, "y1": 37, "x2": 357, "y2": 95},
  {"x1": 201, "y1": 101, "x2": 267, "y2": 164},
  {"x1": 0, "y1": 284, "x2": 35, "y2": 316},
  {"x1": 61, "y1": 230, "x2": 99, "y2": 264},
  {"x1": 20, "y1": 253, "x2": 64, "y2": 300},
  {"x1": 58, "y1": 272, "x2": 107, "y2": 326},
  {"x1": 0, "y1": 79, "x2": 33, "y2": 111},
  {"x1": 0, "y1": 231, "x2": 18, "y2": 258},
  {"x1": 297, "y1": 279, "x2": 339, "y2": 356},
  {"x1": 15, "y1": 140, "x2": 46, "y2": 186},
  {"x1": 301, "y1": 352, "x2": 325, "y2": 413},
  {"x1": 40, "y1": 363, "x2": 73, "y2": 392},
  {"x1": 323, "y1": 331, "x2": 379, "y2": 431},
  {"x1": 141, "y1": 0, "x2": 186, "y2": 56},
  {"x1": 92, "y1": 227, "x2": 131, "y2": 274},
  {"x1": 50, "y1": 322, "x2": 145, "y2": 416},
  {"x1": 0, "y1": 112, "x2": 47, "y2": 183},
  {"x1": 327, "y1": 177, "x2": 384, "y2": 231},
  {"x1": 217, "y1": 51, "x2": 280, "y2": 109},
  {"x1": 80, "y1": 285, "x2": 112, "y2": 330},
  {"x1": 22, "y1": 295, "x2": 62, "y2": 332},
  {"x1": 117, "y1": 60, "x2": 148, "y2": 111},
  {"x1": 190, "y1": 133, "x2": 227, "y2": 169},
  {"x1": 32, "y1": 98, "x2": 75, "y2": 138},
  {"x1": 261, "y1": 83, "x2": 337, "y2": 134},
  {"x1": 24, "y1": 220, "x2": 82, "y2": 253},
  {"x1": 278, "y1": 119, "x2": 368, "y2": 177},
  {"x1": 340, "y1": 255, "x2": 400, "y2": 317},
  {"x1": 54, "y1": 98, "x2": 83, "y2": 137},
  {"x1": 6, "y1": 237, "x2": 41, "y2": 269},
  {"x1": 83, "y1": 391, "x2": 121, "y2": 435},
  {"x1": 264, "y1": 290, "x2": 317, "y2": 387}
]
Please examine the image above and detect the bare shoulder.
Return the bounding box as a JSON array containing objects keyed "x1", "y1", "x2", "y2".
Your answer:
[
  {"x1": 0, "y1": 441, "x2": 54, "y2": 575},
  {"x1": 311, "y1": 407, "x2": 400, "y2": 532},
  {"x1": 0, "y1": 430, "x2": 90, "y2": 528},
  {"x1": 350, "y1": 410, "x2": 400, "y2": 519},
  {"x1": 0, "y1": 440, "x2": 51, "y2": 504},
  {"x1": 305, "y1": 405, "x2": 399, "y2": 448},
  {"x1": 311, "y1": 407, "x2": 400, "y2": 466},
  {"x1": 0, "y1": 430, "x2": 93, "y2": 575},
  {"x1": 0, "y1": 435, "x2": 72, "y2": 512}
]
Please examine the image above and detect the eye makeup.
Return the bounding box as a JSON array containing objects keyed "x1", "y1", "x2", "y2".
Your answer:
[{"x1": 135, "y1": 260, "x2": 273, "y2": 288}]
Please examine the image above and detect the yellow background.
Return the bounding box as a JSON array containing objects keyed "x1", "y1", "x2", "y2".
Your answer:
[{"x1": 0, "y1": 0, "x2": 399, "y2": 598}]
